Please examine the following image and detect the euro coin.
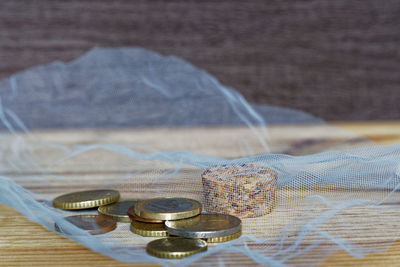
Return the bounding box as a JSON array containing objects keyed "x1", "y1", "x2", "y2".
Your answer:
[
  {"x1": 146, "y1": 237, "x2": 207, "y2": 259},
  {"x1": 98, "y1": 200, "x2": 138, "y2": 222},
  {"x1": 165, "y1": 213, "x2": 241, "y2": 238},
  {"x1": 130, "y1": 220, "x2": 168, "y2": 237},
  {"x1": 55, "y1": 214, "x2": 116, "y2": 235},
  {"x1": 53, "y1": 189, "x2": 120, "y2": 210},
  {"x1": 204, "y1": 230, "x2": 242, "y2": 243},
  {"x1": 127, "y1": 205, "x2": 163, "y2": 223},
  {"x1": 134, "y1": 198, "x2": 202, "y2": 220}
]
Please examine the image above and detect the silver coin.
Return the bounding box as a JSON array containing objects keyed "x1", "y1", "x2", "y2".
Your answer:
[{"x1": 165, "y1": 213, "x2": 241, "y2": 238}]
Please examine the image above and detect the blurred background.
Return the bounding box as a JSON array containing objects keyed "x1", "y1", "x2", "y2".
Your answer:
[{"x1": 0, "y1": 0, "x2": 399, "y2": 121}]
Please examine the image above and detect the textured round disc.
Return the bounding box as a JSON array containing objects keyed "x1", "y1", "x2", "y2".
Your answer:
[
  {"x1": 53, "y1": 189, "x2": 120, "y2": 210},
  {"x1": 146, "y1": 237, "x2": 207, "y2": 259},
  {"x1": 98, "y1": 200, "x2": 137, "y2": 222},
  {"x1": 130, "y1": 220, "x2": 168, "y2": 237},
  {"x1": 127, "y1": 205, "x2": 163, "y2": 223},
  {"x1": 165, "y1": 213, "x2": 241, "y2": 238},
  {"x1": 135, "y1": 198, "x2": 202, "y2": 220},
  {"x1": 55, "y1": 214, "x2": 117, "y2": 235},
  {"x1": 204, "y1": 230, "x2": 242, "y2": 243}
]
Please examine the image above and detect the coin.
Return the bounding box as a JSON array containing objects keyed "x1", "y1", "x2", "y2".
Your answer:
[
  {"x1": 165, "y1": 213, "x2": 241, "y2": 238},
  {"x1": 127, "y1": 205, "x2": 163, "y2": 223},
  {"x1": 130, "y1": 220, "x2": 168, "y2": 237},
  {"x1": 55, "y1": 214, "x2": 117, "y2": 235},
  {"x1": 134, "y1": 198, "x2": 202, "y2": 220},
  {"x1": 204, "y1": 231, "x2": 242, "y2": 243},
  {"x1": 146, "y1": 237, "x2": 207, "y2": 259},
  {"x1": 98, "y1": 200, "x2": 137, "y2": 222},
  {"x1": 53, "y1": 189, "x2": 120, "y2": 210}
]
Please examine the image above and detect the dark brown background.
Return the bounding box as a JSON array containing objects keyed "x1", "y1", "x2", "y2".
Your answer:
[{"x1": 0, "y1": 0, "x2": 399, "y2": 121}]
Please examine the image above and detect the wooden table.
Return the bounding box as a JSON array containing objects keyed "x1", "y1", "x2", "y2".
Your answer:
[{"x1": 1, "y1": 121, "x2": 400, "y2": 266}]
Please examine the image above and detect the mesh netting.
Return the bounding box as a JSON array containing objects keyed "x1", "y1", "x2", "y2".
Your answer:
[{"x1": 1, "y1": 47, "x2": 400, "y2": 266}]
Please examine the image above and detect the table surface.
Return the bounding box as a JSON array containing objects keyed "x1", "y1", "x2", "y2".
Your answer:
[{"x1": 1, "y1": 121, "x2": 400, "y2": 266}]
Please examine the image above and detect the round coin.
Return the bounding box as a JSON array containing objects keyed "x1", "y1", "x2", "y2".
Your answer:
[
  {"x1": 55, "y1": 214, "x2": 116, "y2": 235},
  {"x1": 98, "y1": 200, "x2": 138, "y2": 222},
  {"x1": 135, "y1": 198, "x2": 202, "y2": 220},
  {"x1": 130, "y1": 220, "x2": 168, "y2": 237},
  {"x1": 204, "y1": 230, "x2": 242, "y2": 243},
  {"x1": 146, "y1": 237, "x2": 207, "y2": 259},
  {"x1": 53, "y1": 189, "x2": 120, "y2": 210},
  {"x1": 127, "y1": 205, "x2": 163, "y2": 223},
  {"x1": 165, "y1": 213, "x2": 241, "y2": 238}
]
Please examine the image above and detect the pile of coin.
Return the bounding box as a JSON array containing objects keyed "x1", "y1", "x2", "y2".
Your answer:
[{"x1": 53, "y1": 189, "x2": 242, "y2": 259}]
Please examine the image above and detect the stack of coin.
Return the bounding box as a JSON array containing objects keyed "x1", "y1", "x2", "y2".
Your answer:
[
  {"x1": 53, "y1": 192, "x2": 242, "y2": 259},
  {"x1": 129, "y1": 198, "x2": 201, "y2": 238},
  {"x1": 128, "y1": 197, "x2": 242, "y2": 259}
]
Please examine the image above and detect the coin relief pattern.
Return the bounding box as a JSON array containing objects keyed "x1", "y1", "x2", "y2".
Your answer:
[{"x1": 144, "y1": 199, "x2": 193, "y2": 212}]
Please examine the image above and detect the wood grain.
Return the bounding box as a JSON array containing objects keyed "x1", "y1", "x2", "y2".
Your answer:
[
  {"x1": 1, "y1": 121, "x2": 400, "y2": 266},
  {"x1": 0, "y1": 1, "x2": 399, "y2": 120}
]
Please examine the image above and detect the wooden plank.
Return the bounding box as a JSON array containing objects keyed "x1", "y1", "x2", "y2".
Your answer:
[
  {"x1": 1, "y1": 1, "x2": 400, "y2": 121},
  {"x1": 0, "y1": 123, "x2": 372, "y2": 175},
  {"x1": 1, "y1": 121, "x2": 400, "y2": 266},
  {"x1": 334, "y1": 121, "x2": 400, "y2": 145}
]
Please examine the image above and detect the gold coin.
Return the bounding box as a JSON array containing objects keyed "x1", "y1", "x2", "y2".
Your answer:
[
  {"x1": 146, "y1": 237, "x2": 207, "y2": 259},
  {"x1": 53, "y1": 189, "x2": 120, "y2": 210},
  {"x1": 127, "y1": 205, "x2": 164, "y2": 223},
  {"x1": 135, "y1": 198, "x2": 202, "y2": 220},
  {"x1": 55, "y1": 214, "x2": 117, "y2": 235},
  {"x1": 130, "y1": 220, "x2": 168, "y2": 237},
  {"x1": 204, "y1": 231, "x2": 242, "y2": 243},
  {"x1": 165, "y1": 213, "x2": 241, "y2": 238},
  {"x1": 98, "y1": 200, "x2": 138, "y2": 222}
]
